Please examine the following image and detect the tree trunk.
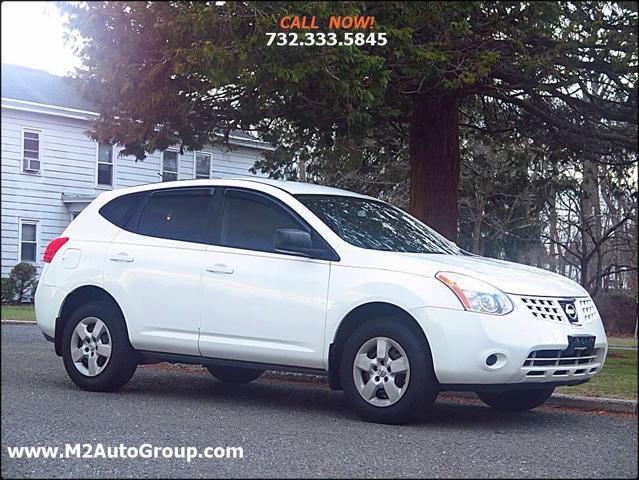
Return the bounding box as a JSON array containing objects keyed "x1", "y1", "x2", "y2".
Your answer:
[
  {"x1": 297, "y1": 154, "x2": 307, "y2": 182},
  {"x1": 580, "y1": 156, "x2": 601, "y2": 293},
  {"x1": 580, "y1": 255, "x2": 589, "y2": 290},
  {"x1": 471, "y1": 196, "x2": 485, "y2": 254},
  {"x1": 409, "y1": 92, "x2": 460, "y2": 241},
  {"x1": 548, "y1": 188, "x2": 559, "y2": 273}
]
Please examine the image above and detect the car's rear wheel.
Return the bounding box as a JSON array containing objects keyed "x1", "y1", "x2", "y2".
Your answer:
[
  {"x1": 339, "y1": 318, "x2": 438, "y2": 424},
  {"x1": 476, "y1": 387, "x2": 554, "y2": 411},
  {"x1": 61, "y1": 301, "x2": 137, "y2": 392},
  {"x1": 205, "y1": 365, "x2": 264, "y2": 384}
]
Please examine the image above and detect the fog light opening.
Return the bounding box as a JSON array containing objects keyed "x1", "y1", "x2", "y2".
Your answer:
[{"x1": 483, "y1": 352, "x2": 507, "y2": 370}]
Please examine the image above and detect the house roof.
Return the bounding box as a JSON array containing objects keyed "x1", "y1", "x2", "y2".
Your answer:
[
  {"x1": 1, "y1": 64, "x2": 96, "y2": 112},
  {"x1": 1, "y1": 63, "x2": 270, "y2": 148}
]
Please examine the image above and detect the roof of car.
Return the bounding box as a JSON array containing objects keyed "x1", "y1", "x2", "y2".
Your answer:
[
  {"x1": 241, "y1": 178, "x2": 370, "y2": 198},
  {"x1": 103, "y1": 177, "x2": 372, "y2": 201}
]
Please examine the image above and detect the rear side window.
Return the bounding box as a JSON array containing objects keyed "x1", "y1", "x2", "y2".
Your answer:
[
  {"x1": 99, "y1": 192, "x2": 144, "y2": 228},
  {"x1": 137, "y1": 190, "x2": 213, "y2": 243}
]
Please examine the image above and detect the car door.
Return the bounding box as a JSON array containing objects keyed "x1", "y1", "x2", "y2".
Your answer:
[
  {"x1": 104, "y1": 187, "x2": 216, "y2": 356},
  {"x1": 199, "y1": 188, "x2": 332, "y2": 369}
]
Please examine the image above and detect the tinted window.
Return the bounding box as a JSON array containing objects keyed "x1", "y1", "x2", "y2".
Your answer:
[
  {"x1": 137, "y1": 190, "x2": 212, "y2": 243},
  {"x1": 297, "y1": 195, "x2": 460, "y2": 254},
  {"x1": 221, "y1": 191, "x2": 302, "y2": 252},
  {"x1": 99, "y1": 193, "x2": 145, "y2": 228}
]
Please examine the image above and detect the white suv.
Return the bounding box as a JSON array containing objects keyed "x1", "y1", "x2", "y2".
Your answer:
[{"x1": 35, "y1": 179, "x2": 607, "y2": 424}]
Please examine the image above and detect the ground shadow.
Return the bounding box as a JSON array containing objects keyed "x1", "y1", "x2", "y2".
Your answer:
[{"x1": 41, "y1": 364, "x2": 573, "y2": 430}]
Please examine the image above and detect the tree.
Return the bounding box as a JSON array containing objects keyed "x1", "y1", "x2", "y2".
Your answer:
[
  {"x1": 457, "y1": 129, "x2": 550, "y2": 262},
  {"x1": 9, "y1": 263, "x2": 38, "y2": 304},
  {"x1": 253, "y1": 123, "x2": 412, "y2": 208},
  {"x1": 64, "y1": 1, "x2": 637, "y2": 240},
  {"x1": 544, "y1": 159, "x2": 637, "y2": 296}
]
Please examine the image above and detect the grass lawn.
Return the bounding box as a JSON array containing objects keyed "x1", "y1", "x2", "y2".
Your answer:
[
  {"x1": 557, "y1": 349, "x2": 638, "y2": 400},
  {"x1": 607, "y1": 336, "x2": 638, "y2": 348},
  {"x1": 1, "y1": 304, "x2": 35, "y2": 321}
]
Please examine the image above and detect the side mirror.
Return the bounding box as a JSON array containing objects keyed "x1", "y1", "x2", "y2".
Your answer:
[{"x1": 273, "y1": 229, "x2": 312, "y2": 256}]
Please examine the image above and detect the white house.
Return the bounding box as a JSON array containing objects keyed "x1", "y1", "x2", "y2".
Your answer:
[{"x1": 1, "y1": 64, "x2": 271, "y2": 277}]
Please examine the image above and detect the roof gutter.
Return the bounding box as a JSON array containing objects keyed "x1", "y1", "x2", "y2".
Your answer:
[
  {"x1": 1, "y1": 97, "x2": 99, "y2": 120},
  {"x1": 1, "y1": 97, "x2": 274, "y2": 151}
]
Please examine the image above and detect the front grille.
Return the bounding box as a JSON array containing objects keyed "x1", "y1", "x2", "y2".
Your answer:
[
  {"x1": 577, "y1": 298, "x2": 599, "y2": 323},
  {"x1": 520, "y1": 297, "x2": 566, "y2": 323},
  {"x1": 522, "y1": 347, "x2": 604, "y2": 379},
  {"x1": 520, "y1": 296, "x2": 599, "y2": 326}
]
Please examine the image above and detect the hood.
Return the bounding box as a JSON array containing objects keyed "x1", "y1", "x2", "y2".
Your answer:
[{"x1": 350, "y1": 251, "x2": 589, "y2": 298}]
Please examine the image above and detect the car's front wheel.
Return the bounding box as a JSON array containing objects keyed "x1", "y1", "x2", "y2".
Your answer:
[
  {"x1": 205, "y1": 365, "x2": 264, "y2": 384},
  {"x1": 339, "y1": 318, "x2": 438, "y2": 424},
  {"x1": 61, "y1": 301, "x2": 137, "y2": 392},
  {"x1": 476, "y1": 387, "x2": 554, "y2": 411}
]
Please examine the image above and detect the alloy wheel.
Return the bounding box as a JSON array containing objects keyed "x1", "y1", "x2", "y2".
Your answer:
[
  {"x1": 352, "y1": 336, "x2": 410, "y2": 407},
  {"x1": 69, "y1": 317, "x2": 112, "y2": 377}
]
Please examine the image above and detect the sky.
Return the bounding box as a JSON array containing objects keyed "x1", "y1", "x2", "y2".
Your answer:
[{"x1": 1, "y1": 1, "x2": 80, "y2": 76}]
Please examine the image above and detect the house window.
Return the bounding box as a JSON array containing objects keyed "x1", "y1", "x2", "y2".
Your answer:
[
  {"x1": 162, "y1": 150, "x2": 179, "y2": 182},
  {"x1": 22, "y1": 128, "x2": 41, "y2": 173},
  {"x1": 195, "y1": 152, "x2": 212, "y2": 179},
  {"x1": 19, "y1": 220, "x2": 38, "y2": 263},
  {"x1": 97, "y1": 143, "x2": 114, "y2": 187}
]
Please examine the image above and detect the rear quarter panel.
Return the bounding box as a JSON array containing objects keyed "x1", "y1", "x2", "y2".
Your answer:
[{"x1": 36, "y1": 195, "x2": 121, "y2": 327}]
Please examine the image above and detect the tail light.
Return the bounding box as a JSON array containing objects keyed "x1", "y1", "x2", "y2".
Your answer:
[{"x1": 44, "y1": 237, "x2": 69, "y2": 263}]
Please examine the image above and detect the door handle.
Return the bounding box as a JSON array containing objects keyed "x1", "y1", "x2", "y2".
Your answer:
[
  {"x1": 206, "y1": 263, "x2": 234, "y2": 274},
  {"x1": 109, "y1": 253, "x2": 134, "y2": 263}
]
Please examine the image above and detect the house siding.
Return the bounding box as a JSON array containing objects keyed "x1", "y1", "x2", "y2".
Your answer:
[{"x1": 1, "y1": 107, "x2": 268, "y2": 277}]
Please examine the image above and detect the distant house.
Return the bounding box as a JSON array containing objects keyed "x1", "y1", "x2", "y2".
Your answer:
[{"x1": 1, "y1": 64, "x2": 271, "y2": 277}]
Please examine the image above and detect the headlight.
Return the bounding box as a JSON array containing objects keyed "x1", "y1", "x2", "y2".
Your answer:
[{"x1": 435, "y1": 272, "x2": 513, "y2": 316}]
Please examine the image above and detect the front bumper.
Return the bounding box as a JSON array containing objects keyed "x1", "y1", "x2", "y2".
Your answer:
[{"x1": 410, "y1": 298, "x2": 607, "y2": 386}]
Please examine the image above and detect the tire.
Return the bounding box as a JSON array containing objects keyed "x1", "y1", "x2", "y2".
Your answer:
[
  {"x1": 61, "y1": 301, "x2": 137, "y2": 392},
  {"x1": 205, "y1": 365, "x2": 264, "y2": 384},
  {"x1": 477, "y1": 387, "x2": 554, "y2": 412},
  {"x1": 339, "y1": 318, "x2": 438, "y2": 424}
]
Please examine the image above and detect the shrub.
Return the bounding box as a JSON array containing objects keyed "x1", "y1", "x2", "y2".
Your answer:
[
  {"x1": 594, "y1": 291, "x2": 638, "y2": 336},
  {"x1": 1, "y1": 277, "x2": 15, "y2": 304},
  {"x1": 30, "y1": 278, "x2": 39, "y2": 303},
  {"x1": 9, "y1": 263, "x2": 38, "y2": 304}
]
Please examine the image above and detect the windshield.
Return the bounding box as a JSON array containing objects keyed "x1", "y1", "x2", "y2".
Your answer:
[{"x1": 296, "y1": 195, "x2": 460, "y2": 255}]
